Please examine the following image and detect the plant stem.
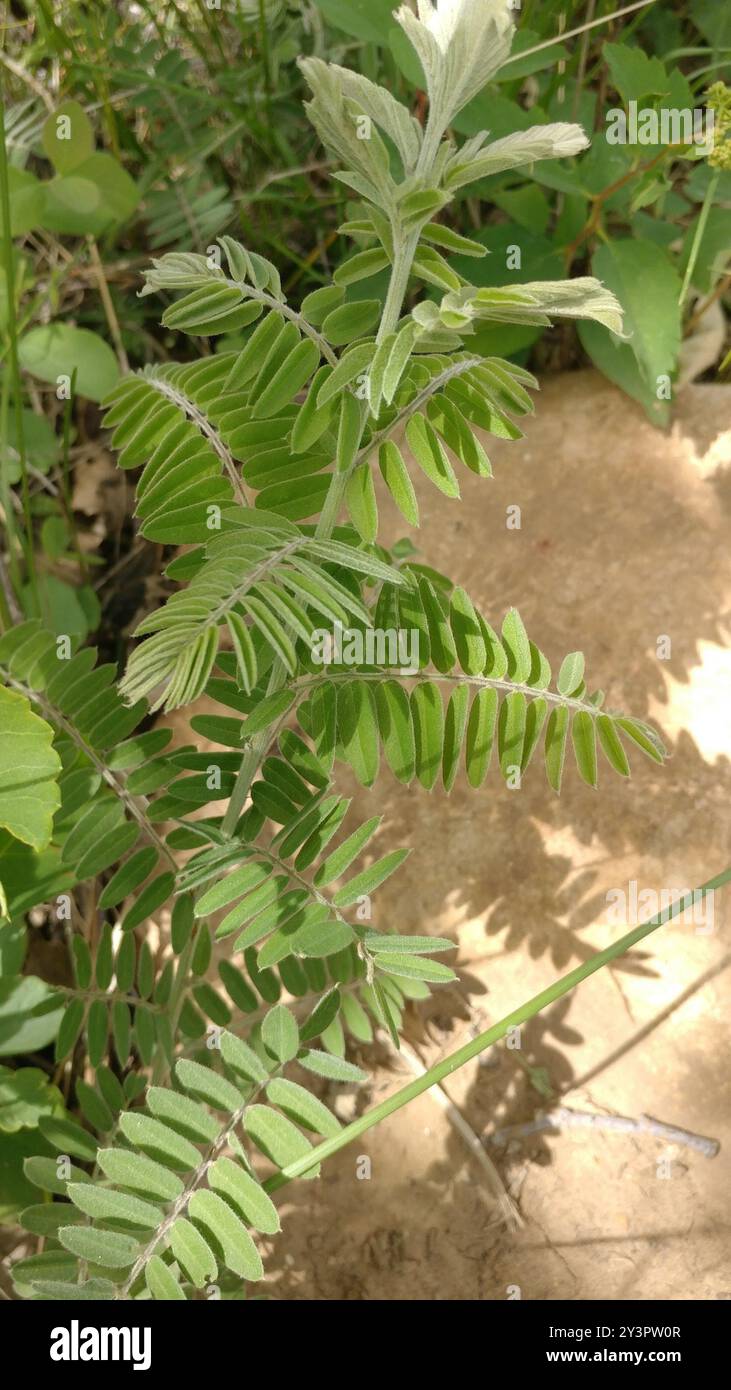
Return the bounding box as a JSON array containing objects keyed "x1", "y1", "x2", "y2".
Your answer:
[
  {"x1": 679, "y1": 170, "x2": 719, "y2": 311},
  {"x1": 0, "y1": 98, "x2": 39, "y2": 614},
  {"x1": 222, "y1": 224, "x2": 423, "y2": 829},
  {"x1": 265, "y1": 865, "x2": 731, "y2": 1190}
]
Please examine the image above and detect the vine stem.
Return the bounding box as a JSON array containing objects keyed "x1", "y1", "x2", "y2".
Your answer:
[{"x1": 264, "y1": 865, "x2": 731, "y2": 1191}]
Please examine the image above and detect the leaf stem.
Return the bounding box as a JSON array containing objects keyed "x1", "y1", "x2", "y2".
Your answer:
[{"x1": 265, "y1": 865, "x2": 731, "y2": 1190}]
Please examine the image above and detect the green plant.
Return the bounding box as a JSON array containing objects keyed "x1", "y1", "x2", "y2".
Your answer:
[
  {"x1": 316, "y1": 0, "x2": 731, "y2": 424},
  {"x1": 2, "y1": 0, "x2": 712, "y2": 1302}
]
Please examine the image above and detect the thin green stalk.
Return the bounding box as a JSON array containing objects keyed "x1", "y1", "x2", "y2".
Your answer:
[
  {"x1": 501, "y1": 0, "x2": 658, "y2": 69},
  {"x1": 679, "y1": 170, "x2": 719, "y2": 310},
  {"x1": 0, "y1": 367, "x2": 21, "y2": 601},
  {"x1": 0, "y1": 98, "x2": 39, "y2": 613},
  {"x1": 258, "y1": 0, "x2": 273, "y2": 97},
  {"x1": 266, "y1": 866, "x2": 731, "y2": 1191}
]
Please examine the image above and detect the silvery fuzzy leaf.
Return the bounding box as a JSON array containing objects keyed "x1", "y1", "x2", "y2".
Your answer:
[
  {"x1": 446, "y1": 122, "x2": 591, "y2": 188},
  {"x1": 325, "y1": 64, "x2": 422, "y2": 173},
  {"x1": 299, "y1": 58, "x2": 398, "y2": 209},
  {"x1": 444, "y1": 280, "x2": 625, "y2": 337},
  {"x1": 395, "y1": 0, "x2": 514, "y2": 138}
]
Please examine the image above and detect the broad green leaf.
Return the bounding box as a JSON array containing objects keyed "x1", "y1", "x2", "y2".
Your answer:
[
  {"x1": 0, "y1": 687, "x2": 61, "y2": 850},
  {"x1": 292, "y1": 915, "x2": 355, "y2": 958},
  {"x1": 23, "y1": 1154, "x2": 90, "y2": 1199},
  {"x1": 121, "y1": 871, "x2": 175, "y2": 933},
  {"x1": 301, "y1": 284, "x2": 345, "y2": 324},
  {"x1": 18, "y1": 324, "x2": 119, "y2": 403},
  {"x1": 603, "y1": 43, "x2": 669, "y2": 104},
  {"x1": 42, "y1": 100, "x2": 94, "y2": 174},
  {"x1": 0, "y1": 1066, "x2": 63, "y2": 1133},
  {"x1": 312, "y1": 0, "x2": 397, "y2": 43},
  {"x1": 589, "y1": 240, "x2": 681, "y2": 399},
  {"x1": 0, "y1": 975, "x2": 64, "y2": 1057},
  {"x1": 20, "y1": 1203, "x2": 82, "y2": 1237},
  {"x1": 75, "y1": 1079, "x2": 113, "y2": 1133},
  {"x1": 242, "y1": 689, "x2": 296, "y2": 738},
  {"x1": 72, "y1": 152, "x2": 139, "y2": 230}
]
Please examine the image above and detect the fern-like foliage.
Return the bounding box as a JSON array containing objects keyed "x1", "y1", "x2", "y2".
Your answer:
[{"x1": 1, "y1": 2, "x2": 671, "y2": 1302}]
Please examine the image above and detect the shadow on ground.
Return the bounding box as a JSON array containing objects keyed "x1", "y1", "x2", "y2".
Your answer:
[{"x1": 261, "y1": 370, "x2": 731, "y2": 1301}]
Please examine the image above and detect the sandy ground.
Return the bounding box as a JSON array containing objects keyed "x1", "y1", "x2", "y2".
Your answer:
[{"x1": 259, "y1": 369, "x2": 731, "y2": 1301}]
